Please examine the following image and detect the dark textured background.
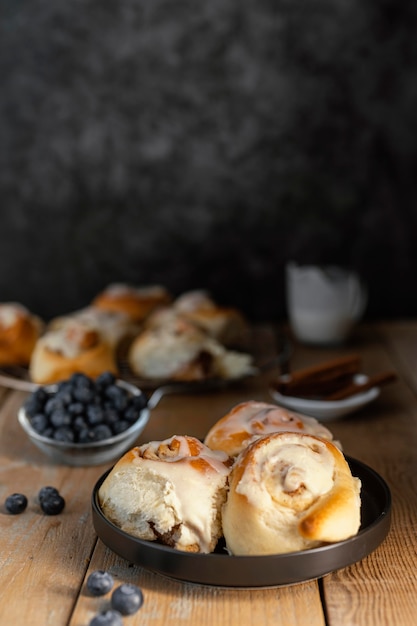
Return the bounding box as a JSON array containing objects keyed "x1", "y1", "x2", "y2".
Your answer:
[{"x1": 1, "y1": 0, "x2": 416, "y2": 323}]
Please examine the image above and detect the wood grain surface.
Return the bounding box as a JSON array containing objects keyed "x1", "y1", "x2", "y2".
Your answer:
[{"x1": 0, "y1": 323, "x2": 416, "y2": 625}]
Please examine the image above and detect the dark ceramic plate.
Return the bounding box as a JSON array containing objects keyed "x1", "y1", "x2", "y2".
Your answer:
[{"x1": 91, "y1": 457, "x2": 391, "y2": 588}]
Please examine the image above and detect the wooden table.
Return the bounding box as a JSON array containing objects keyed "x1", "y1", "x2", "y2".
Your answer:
[{"x1": 0, "y1": 322, "x2": 416, "y2": 625}]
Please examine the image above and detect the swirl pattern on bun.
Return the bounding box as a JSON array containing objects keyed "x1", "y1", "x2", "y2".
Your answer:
[{"x1": 222, "y1": 432, "x2": 361, "y2": 555}]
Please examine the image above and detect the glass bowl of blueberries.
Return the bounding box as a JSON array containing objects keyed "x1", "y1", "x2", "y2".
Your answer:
[{"x1": 18, "y1": 371, "x2": 150, "y2": 466}]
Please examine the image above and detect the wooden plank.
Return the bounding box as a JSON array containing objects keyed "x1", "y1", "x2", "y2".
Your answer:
[
  {"x1": 69, "y1": 541, "x2": 325, "y2": 626},
  {"x1": 315, "y1": 324, "x2": 417, "y2": 626}
]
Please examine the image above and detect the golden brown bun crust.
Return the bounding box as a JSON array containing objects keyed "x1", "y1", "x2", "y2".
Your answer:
[
  {"x1": 222, "y1": 432, "x2": 361, "y2": 555},
  {"x1": 204, "y1": 400, "x2": 336, "y2": 457},
  {"x1": 92, "y1": 284, "x2": 172, "y2": 322},
  {"x1": 29, "y1": 322, "x2": 118, "y2": 384},
  {"x1": 0, "y1": 303, "x2": 44, "y2": 367}
]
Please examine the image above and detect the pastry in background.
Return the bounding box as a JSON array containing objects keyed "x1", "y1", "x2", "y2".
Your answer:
[
  {"x1": 222, "y1": 432, "x2": 361, "y2": 555},
  {"x1": 128, "y1": 317, "x2": 254, "y2": 382},
  {"x1": 98, "y1": 435, "x2": 232, "y2": 553},
  {"x1": 29, "y1": 318, "x2": 118, "y2": 384},
  {"x1": 146, "y1": 289, "x2": 249, "y2": 347},
  {"x1": 204, "y1": 400, "x2": 338, "y2": 457},
  {"x1": 92, "y1": 283, "x2": 172, "y2": 323},
  {"x1": 0, "y1": 303, "x2": 44, "y2": 367},
  {"x1": 48, "y1": 306, "x2": 138, "y2": 350}
]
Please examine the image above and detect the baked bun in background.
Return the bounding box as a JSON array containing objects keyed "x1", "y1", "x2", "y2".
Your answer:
[
  {"x1": 172, "y1": 290, "x2": 249, "y2": 347},
  {"x1": 98, "y1": 435, "x2": 232, "y2": 553},
  {"x1": 222, "y1": 432, "x2": 361, "y2": 555},
  {"x1": 0, "y1": 303, "x2": 44, "y2": 367},
  {"x1": 92, "y1": 283, "x2": 172, "y2": 323},
  {"x1": 29, "y1": 319, "x2": 118, "y2": 384},
  {"x1": 48, "y1": 306, "x2": 138, "y2": 350},
  {"x1": 204, "y1": 400, "x2": 337, "y2": 457},
  {"x1": 128, "y1": 317, "x2": 254, "y2": 382}
]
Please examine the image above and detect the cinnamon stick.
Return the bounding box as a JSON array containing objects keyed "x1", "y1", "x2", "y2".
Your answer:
[
  {"x1": 326, "y1": 371, "x2": 397, "y2": 400},
  {"x1": 275, "y1": 354, "x2": 361, "y2": 397}
]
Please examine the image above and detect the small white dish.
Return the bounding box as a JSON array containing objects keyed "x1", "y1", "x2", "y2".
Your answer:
[{"x1": 269, "y1": 374, "x2": 380, "y2": 421}]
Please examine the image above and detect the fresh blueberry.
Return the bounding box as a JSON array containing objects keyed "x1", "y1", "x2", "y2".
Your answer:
[
  {"x1": 73, "y1": 416, "x2": 88, "y2": 431},
  {"x1": 38, "y1": 486, "x2": 60, "y2": 502},
  {"x1": 77, "y1": 427, "x2": 96, "y2": 443},
  {"x1": 30, "y1": 413, "x2": 49, "y2": 433},
  {"x1": 89, "y1": 610, "x2": 123, "y2": 626},
  {"x1": 91, "y1": 424, "x2": 113, "y2": 441},
  {"x1": 105, "y1": 385, "x2": 129, "y2": 411},
  {"x1": 123, "y1": 405, "x2": 139, "y2": 423},
  {"x1": 96, "y1": 371, "x2": 116, "y2": 388},
  {"x1": 86, "y1": 570, "x2": 115, "y2": 596},
  {"x1": 5, "y1": 493, "x2": 28, "y2": 514},
  {"x1": 45, "y1": 396, "x2": 65, "y2": 414},
  {"x1": 111, "y1": 583, "x2": 144, "y2": 615},
  {"x1": 103, "y1": 408, "x2": 120, "y2": 427},
  {"x1": 73, "y1": 385, "x2": 95, "y2": 403},
  {"x1": 40, "y1": 493, "x2": 65, "y2": 515},
  {"x1": 68, "y1": 402, "x2": 85, "y2": 417},
  {"x1": 87, "y1": 405, "x2": 105, "y2": 425},
  {"x1": 111, "y1": 420, "x2": 130, "y2": 435},
  {"x1": 53, "y1": 426, "x2": 75, "y2": 443},
  {"x1": 50, "y1": 408, "x2": 72, "y2": 428},
  {"x1": 131, "y1": 393, "x2": 147, "y2": 411}
]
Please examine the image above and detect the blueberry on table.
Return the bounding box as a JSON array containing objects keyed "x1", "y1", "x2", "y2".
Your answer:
[
  {"x1": 111, "y1": 583, "x2": 144, "y2": 615},
  {"x1": 40, "y1": 493, "x2": 65, "y2": 515},
  {"x1": 38, "y1": 486, "x2": 60, "y2": 502},
  {"x1": 86, "y1": 570, "x2": 115, "y2": 596},
  {"x1": 89, "y1": 610, "x2": 123, "y2": 626},
  {"x1": 5, "y1": 493, "x2": 28, "y2": 514}
]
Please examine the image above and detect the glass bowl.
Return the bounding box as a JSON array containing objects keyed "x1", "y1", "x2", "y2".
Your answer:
[{"x1": 18, "y1": 379, "x2": 150, "y2": 466}]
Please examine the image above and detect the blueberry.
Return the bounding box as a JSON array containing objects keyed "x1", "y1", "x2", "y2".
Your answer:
[
  {"x1": 87, "y1": 405, "x2": 105, "y2": 425},
  {"x1": 38, "y1": 486, "x2": 60, "y2": 502},
  {"x1": 86, "y1": 570, "x2": 115, "y2": 596},
  {"x1": 5, "y1": 493, "x2": 28, "y2": 514},
  {"x1": 131, "y1": 393, "x2": 147, "y2": 411},
  {"x1": 50, "y1": 408, "x2": 72, "y2": 428},
  {"x1": 105, "y1": 385, "x2": 129, "y2": 411},
  {"x1": 123, "y1": 405, "x2": 139, "y2": 423},
  {"x1": 89, "y1": 610, "x2": 123, "y2": 626},
  {"x1": 96, "y1": 371, "x2": 116, "y2": 388},
  {"x1": 103, "y1": 408, "x2": 120, "y2": 427},
  {"x1": 77, "y1": 427, "x2": 96, "y2": 443},
  {"x1": 40, "y1": 493, "x2": 65, "y2": 515},
  {"x1": 53, "y1": 426, "x2": 75, "y2": 442},
  {"x1": 73, "y1": 386, "x2": 95, "y2": 403},
  {"x1": 111, "y1": 583, "x2": 144, "y2": 615},
  {"x1": 45, "y1": 396, "x2": 65, "y2": 414},
  {"x1": 91, "y1": 424, "x2": 113, "y2": 441},
  {"x1": 73, "y1": 416, "x2": 88, "y2": 431},
  {"x1": 30, "y1": 413, "x2": 49, "y2": 433},
  {"x1": 68, "y1": 402, "x2": 85, "y2": 417},
  {"x1": 111, "y1": 420, "x2": 130, "y2": 435},
  {"x1": 70, "y1": 372, "x2": 92, "y2": 388}
]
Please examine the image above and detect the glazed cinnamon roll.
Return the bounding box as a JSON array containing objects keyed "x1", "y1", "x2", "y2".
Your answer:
[
  {"x1": 29, "y1": 319, "x2": 118, "y2": 384},
  {"x1": 92, "y1": 283, "x2": 172, "y2": 323},
  {"x1": 222, "y1": 432, "x2": 361, "y2": 555},
  {"x1": 0, "y1": 303, "x2": 44, "y2": 367},
  {"x1": 204, "y1": 400, "x2": 337, "y2": 457},
  {"x1": 98, "y1": 435, "x2": 232, "y2": 553}
]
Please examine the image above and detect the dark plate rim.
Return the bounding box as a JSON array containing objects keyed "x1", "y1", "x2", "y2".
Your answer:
[{"x1": 91, "y1": 456, "x2": 392, "y2": 588}]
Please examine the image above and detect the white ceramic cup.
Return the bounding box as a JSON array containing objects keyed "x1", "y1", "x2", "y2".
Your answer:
[{"x1": 285, "y1": 262, "x2": 367, "y2": 345}]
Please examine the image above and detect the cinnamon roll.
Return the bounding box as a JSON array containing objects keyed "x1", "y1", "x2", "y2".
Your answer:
[
  {"x1": 222, "y1": 432, "x2": 361, "y2": 555},
  {"x1": 98, "y1": 435, "x2": 232, "y2": 553},
  {"x1": 29, "y1": 319, "x2": 118, "y2": 384},
  {"x1": 0, "y1": 303, "x2": 44, "y2": 367},
  {"x1": 204, "y1": 400, "x2": 337, "y2": 457},
  {"x1": 92, "y1": 283, "x2": 172, "y2": 323}
]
